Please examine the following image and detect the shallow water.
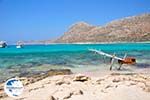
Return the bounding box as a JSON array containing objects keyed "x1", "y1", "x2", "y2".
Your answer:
[{"x1": 0, "y1": 43, "x2": 150, "y2": 82}]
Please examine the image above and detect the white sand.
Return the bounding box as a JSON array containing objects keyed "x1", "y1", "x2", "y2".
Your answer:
[{"x1": 2, "y1": 69, "x2": 150, "y2": 100}]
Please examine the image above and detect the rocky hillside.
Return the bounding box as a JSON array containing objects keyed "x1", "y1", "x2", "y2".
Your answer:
[{"x1": 55, "y1": 14, "x2": 150, "y2": 43}]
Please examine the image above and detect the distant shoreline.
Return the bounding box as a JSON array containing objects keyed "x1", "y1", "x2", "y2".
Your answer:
[
  {"x1": 25, "y1": 41, "x2": 150, "y2": 45},
  {"x1": 4, "y1": 41, "x2": 150, "y2": 46},
  {"x1": 50, "y1": 41, "x2": 150, "y2": 44}
]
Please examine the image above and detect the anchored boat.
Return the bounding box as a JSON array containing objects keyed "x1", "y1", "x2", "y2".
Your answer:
[
  {"x1": 16, "y1": 41, "x2": 24, "y2": 48},
  {"x1": 0, "y1": 41, "x2": 7, "y2": 48}
]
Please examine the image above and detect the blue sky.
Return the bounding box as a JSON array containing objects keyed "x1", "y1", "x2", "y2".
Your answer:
[{"x1": 0, "y1": 0, "x2": 149, "y2": 43}]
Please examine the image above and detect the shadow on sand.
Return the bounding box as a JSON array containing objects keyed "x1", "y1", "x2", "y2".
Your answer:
[{"x1": 136, "y1": 63, "x2": 150, "y2": 68}]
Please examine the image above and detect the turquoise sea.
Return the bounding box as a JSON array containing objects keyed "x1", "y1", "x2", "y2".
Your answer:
[{"x1": 0, "y1": 43, "x2": 150, "y2": 82}]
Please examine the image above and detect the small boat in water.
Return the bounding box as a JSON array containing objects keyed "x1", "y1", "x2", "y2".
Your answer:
[
  {"x1": 16, "y1": 45, "x2": 23, "y2": 48},
  {"x1": 0, "y1": 41, "x2": 7, "y2": 48},
  {"x1": 16, "y1": 41, "x2": 24, "y2": 48}
]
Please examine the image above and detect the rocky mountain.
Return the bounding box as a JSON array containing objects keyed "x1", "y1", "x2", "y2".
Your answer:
[{"x1": 55, "y1": 14, "x2": 150, "y2": 43}]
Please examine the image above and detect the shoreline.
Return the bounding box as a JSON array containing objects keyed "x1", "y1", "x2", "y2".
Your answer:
[
  {"x1": 0, "y1": 67, "x2": 150, "y2": 100},
  {"x1": 50, "y1": 41, "x2": 150, "y2": 45},
  {"x1": 7, "y1": 41, "x2": 150, "y2": 46}
]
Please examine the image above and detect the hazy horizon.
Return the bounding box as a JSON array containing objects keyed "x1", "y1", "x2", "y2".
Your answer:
[{"x1": 0, "y1": 0, "x2": 150, "y2": 43}]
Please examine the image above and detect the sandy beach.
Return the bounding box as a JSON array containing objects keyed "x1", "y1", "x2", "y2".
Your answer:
[
  {"x1": 0, "y1": 67, "x2": 150, "y2": 100},
  {"x1": 0, "y1": 0, "x2": 150, "y2": 99}
]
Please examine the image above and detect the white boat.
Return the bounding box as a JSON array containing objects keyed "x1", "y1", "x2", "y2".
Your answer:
[
  {"x1": 16, "y1": 45, "x2": 23, "y2": 48},
  {"x1": 0, "y1": 41, "x2": 7, "y2": 48},
  {"x1": 16, "y1": 41, "x2": 24, "y2": 48}
]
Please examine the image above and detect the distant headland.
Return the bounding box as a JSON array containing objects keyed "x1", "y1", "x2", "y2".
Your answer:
[{"x1": 55, "y1": 13, "x2": 150, "y2": 43}]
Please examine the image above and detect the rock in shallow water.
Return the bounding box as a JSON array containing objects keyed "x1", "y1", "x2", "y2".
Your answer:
[
  {"x1": 20, "y1": 69, "x2": 72, "y2": 85},
  {"x1": 47, "y1": 69, "x2": 72, "y2": 76}
]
